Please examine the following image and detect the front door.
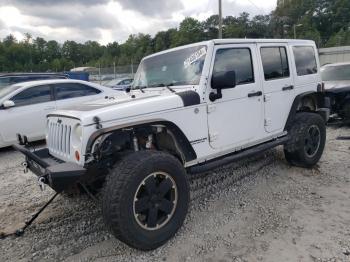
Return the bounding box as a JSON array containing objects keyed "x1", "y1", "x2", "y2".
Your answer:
[
  {"x1": 207, "y1": 44, "x2": 265, "y2": 150},
  {"x1": 258, "y1": 43, "x2": 295, "y2": 133}
]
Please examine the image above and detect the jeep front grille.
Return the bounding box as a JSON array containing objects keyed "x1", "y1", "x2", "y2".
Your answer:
[{"x1": 47, "y1": 121, "x2": 72, "y2": 156}]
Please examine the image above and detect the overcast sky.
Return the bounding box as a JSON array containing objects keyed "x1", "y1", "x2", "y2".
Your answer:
[{"x1": 0, "y1": 0, "x2": 277, "y2": 45}]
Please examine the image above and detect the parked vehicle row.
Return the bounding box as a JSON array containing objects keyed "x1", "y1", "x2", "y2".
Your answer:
[
  {"x1": 0, "y1": 79, "x2": 116, "y2": 148},
  {"x1": 13, "y1": 39, "x2": 330, "y2": 251}
]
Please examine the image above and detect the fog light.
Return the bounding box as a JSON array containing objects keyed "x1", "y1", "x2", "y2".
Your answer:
[{"x1": 75, "y1": 150, "x2": 80, "y2": 161}]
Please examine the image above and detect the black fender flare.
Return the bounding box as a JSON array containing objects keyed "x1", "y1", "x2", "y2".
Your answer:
[
  {"x1": 284, "y1": 91, "x2": 329, "y2": 131},
  {"x1": 85, "y1": 120, "x2": 197, "y2": 162}
]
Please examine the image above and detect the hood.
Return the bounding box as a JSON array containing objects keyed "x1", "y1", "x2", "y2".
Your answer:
[
  {"x1": 48, "y1": 88, "x2": 200, "y2": 125},
  {"x1": 323, "y1": 80, "x2": 350, "y2": 90}
]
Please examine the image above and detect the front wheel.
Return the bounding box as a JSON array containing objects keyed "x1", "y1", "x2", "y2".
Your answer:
[
  {"x1": 284, "y1": 112, "x2": 326, "y2": 168},
  {"x1": 102, "y1": 151, "x2": 189, "y2": 250}
]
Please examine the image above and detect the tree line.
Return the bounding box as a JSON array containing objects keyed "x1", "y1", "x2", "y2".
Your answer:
[{"x1": 0, "y1": 0, "x2": 349, "y2": 72}]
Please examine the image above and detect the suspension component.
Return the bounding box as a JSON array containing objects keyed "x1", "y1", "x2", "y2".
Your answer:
[
  {"x1": 146, "y1": 134, "x2": 153, "y2": 149},
  {"x1": 133, "y1": 136, "x2": 139, "y2": 151}
]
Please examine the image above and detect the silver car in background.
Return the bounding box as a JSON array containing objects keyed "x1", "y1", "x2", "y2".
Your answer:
[
  {"x1": 104, "y1": 78, "x2": 133, "y2": 91},
  {"x1": 321, "y1": 62, "x2": 350, "y2": 120}
]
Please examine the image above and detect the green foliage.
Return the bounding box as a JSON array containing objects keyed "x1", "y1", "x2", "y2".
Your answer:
[
  {"x1": 1, "y1": 0, "x2": 350, "y2": 72},
  {"x1": 275, "y1": 0, "x2": 350, "y2": 46}
]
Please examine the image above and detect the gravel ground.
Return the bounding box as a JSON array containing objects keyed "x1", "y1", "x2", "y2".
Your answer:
[{"x1": 0, "y1": 126, "x2": 349, "y2": 262}]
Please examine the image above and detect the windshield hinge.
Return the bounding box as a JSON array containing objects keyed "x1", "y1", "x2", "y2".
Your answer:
[{"x1": 207, "y1": 105, "x2": 216, "y2": 113}]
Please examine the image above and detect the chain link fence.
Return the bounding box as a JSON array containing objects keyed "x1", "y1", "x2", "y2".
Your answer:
[{"x1": 87, "y1": 64, "x2": 139, "y2": 85}]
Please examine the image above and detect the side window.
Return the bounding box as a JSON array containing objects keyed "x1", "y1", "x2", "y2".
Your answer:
[
  {"x1": 293, "y1": 46, "x2": 318, "y2": 76},
  {"x1": 11, "y1": 77, "x2": 28, "y2": 85},
  {"x1": 55, "y1": 83, "x2": 101, "y2": 100},
  {"x1": 261, "y1": 47, "x2": 290, "y2": 80},
  {"x1": 213, "y1": 48, "x2": 254, "y2": 85},
  {"x1": 11, "y1": 85, "x2": 52, "y2": 107},
  {"x1": 0, "y1": 77, "x2": 10, "y2": 87}
]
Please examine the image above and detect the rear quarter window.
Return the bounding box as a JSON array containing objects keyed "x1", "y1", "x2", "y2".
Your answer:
[{"x1": 293, "y1": 46, "x2": 318, "y2": 76}]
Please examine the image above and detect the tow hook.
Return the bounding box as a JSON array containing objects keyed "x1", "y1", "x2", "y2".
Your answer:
[
  {"x1": 22, "y1": 161, "x2": 28, "y2": 173},
  {"x1": 38, "y1": 176, "x2": 46, "y2": 191}
]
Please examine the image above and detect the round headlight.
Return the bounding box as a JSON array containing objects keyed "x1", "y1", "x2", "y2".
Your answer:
[{"x1": 74, "y1": 124, "x2": 82, "y2": 141}]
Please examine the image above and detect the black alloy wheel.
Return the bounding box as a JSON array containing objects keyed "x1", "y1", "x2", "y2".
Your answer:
[
  {"x1": 304, "y1": 125, "x2": 321, "y2": 158},
  {"x1": 133, "y1": 172, "x2": 178, "y2": 230}
]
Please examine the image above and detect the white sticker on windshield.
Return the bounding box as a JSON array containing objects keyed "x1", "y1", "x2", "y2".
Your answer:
[{"x1": 184, "y1": 47, "x2": 207, "y2": 69}]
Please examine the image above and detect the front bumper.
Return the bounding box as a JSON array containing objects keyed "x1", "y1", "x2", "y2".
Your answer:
[{"x1": 13, "y1": 144, "x2": 86, "y2": 192}]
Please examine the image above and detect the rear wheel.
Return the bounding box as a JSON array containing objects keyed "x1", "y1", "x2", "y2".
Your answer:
[
  {"x1": 102, "y1": 150, "x2": 189, "y2": 250},
  {"x1": 284, "y1": 112, "x2": 326, "y2": 168}
]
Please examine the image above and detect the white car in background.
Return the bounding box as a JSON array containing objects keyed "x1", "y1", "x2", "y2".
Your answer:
[{"x1": 0, "y1": 79, "x2": 116, "y2": 148}]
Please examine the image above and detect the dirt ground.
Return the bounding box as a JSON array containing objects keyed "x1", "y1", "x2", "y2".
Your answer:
[{"x1": 0, "y1": 126, "x2": 349, "y2": 262}]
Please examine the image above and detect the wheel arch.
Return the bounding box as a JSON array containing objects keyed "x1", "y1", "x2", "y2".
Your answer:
[
  {"x1": 85, "y1": 120, "x2": 197, "y2": 163},
  {"x1": 284, "y1": 91, "x2": 328, "y2": 131}
]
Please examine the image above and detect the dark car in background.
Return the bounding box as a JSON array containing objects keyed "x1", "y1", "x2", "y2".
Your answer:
[
  {"x1": 321, "y1": 63, "x2": 350, "y2": 120},
  {"x1": 0, "y1": 73, "x2": 68, "y2": 89}
]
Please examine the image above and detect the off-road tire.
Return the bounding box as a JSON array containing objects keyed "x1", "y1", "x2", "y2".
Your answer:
[
  {"x1": 102, "y1": 150, "x2": 189, "y2": 250},
  {"x1": 284, "y1": 112, "x2": 326, "y2": 168}
]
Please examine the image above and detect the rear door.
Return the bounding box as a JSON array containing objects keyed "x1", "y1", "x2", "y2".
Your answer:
[
  {"x1": 1, "y1": 84, "x2": 56, "y2": 143},
  {"x1": 258, "y1": 43, "x2": 295, "y2": 133},
  {"x1": 53, "y1": 83, "x2": 102, "y2": 109}
]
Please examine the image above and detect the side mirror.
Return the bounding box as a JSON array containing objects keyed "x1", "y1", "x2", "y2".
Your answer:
[
  {"x1": 211, "y1": 70, "x2": 236, "y2": 90},
  {"x1": 2, "y1": 100, "x2": 15, "y2": 109},
  {"x1": 210, "y1": 70, "x2": 236, "y2": 102}
]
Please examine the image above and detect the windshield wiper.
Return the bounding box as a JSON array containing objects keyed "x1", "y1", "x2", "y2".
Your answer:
[
  {"x1": 149, "y1": 83, "x2": 176, "y2": 93},
  {"x1": 164, "y1": 84, "x2": 176, "y2": 93}
]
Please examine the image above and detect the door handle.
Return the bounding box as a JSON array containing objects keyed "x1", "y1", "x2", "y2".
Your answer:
[
  {"x1": 282, "y1": 85, "x2": 294, "y2": 91},
  {"x1": 248, "y1": 91, "x2": 262, "y2": 98}
]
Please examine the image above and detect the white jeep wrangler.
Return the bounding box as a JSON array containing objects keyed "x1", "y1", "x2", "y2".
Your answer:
[{"x1": 15, "y1": 39, "x2": 330, "y2": 250}]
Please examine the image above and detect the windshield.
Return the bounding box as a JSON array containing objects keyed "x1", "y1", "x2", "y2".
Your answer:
[
  {"x1": 0, "y1": 85, "x2": 22, "y2": 99},
  {"x1": 132, "y1": 45, "x2": 207, "y2": 89},
  {"x1": 321, "y1": 65, "x2": 350, "y2": 81}
]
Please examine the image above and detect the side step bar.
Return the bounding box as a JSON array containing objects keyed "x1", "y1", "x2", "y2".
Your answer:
[{"x1": 188, "y1": 135, "x2": 290, "y2": 174}]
